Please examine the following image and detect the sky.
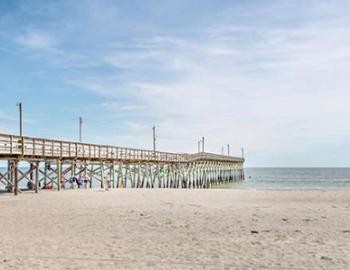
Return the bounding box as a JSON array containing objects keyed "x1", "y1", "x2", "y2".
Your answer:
[{"x1": 1, "y1": 0, "x2": 350, "y2": 167}]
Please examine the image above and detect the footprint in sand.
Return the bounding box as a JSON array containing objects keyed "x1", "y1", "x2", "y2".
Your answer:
[{"x1": 320, "y1": 256, "x2": 332, "y2": 261}]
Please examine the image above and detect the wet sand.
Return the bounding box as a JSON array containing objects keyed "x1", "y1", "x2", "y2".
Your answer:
[{"x1": 0, "y1": 189, "x2": 350, "y2": 269}]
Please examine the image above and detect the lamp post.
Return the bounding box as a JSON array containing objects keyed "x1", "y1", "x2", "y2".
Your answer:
[
  {"x1": 17, "y1": 102, "x2": 23, "y2": 137},
  {"x1": 152, "y1": 125, "x2": 156, "y2": 152},
  {"x1": 79, "y1": 116, "x2": 83, "y2": 142}
]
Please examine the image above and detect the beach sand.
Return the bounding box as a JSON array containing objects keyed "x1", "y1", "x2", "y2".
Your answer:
[{"x1": 0, "y1": 189, "x2": 349, "y2": 269}]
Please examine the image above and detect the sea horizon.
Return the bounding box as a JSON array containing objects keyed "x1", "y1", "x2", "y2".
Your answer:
[{"x1": 2, "y1": 167, "x2": 350, "y2": 191}]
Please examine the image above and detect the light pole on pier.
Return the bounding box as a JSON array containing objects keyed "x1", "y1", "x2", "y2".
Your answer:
[
  {"x1": 79, "y1": 117, "x2": 83, "y2": 142},
  {"x1": 241, "y1": 147, "x2": 245, "y2": 158},
  {"x1": 16, "y1": 102, "x2": 23, "y2": 137},
  {"x1": 202, "y1": 136, "x2": 205, "y2": 152},
  {"x1": 152, "y1": 125, "x2": 156, "y2": 152},
  {"x1": 227, "y1": 144, "x2": 230, "y2": 156},
  {"x1": 198, "y1": 141, "x2": 201, "y2": 153}
]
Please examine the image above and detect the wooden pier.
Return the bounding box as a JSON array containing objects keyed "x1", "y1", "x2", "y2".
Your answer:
[{"x1": 0, "y1": 133, "x2": 245, "y2": 195}]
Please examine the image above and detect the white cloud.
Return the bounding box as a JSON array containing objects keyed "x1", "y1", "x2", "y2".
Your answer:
[
  {"x1": 17, "y1": 31, "x2": 55, "y2": 50},
  {"x1": 75, "y1": 12, "x2": 350, "y2": 165},
  {"x1": 5, "y1": 0, "x2": 350, "y2": 166}
]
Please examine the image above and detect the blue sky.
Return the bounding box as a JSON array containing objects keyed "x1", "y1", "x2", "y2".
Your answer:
[{"x1": 1, "y1": 0, "x2": 350, "y2": 167}]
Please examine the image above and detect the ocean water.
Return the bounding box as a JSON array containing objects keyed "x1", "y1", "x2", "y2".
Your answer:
[
  {"x1": 1, "y1": 167, "x2": 350, "y2": 191},
  {"x1": 223, "y1": 167, "x2": 350, "y2": 191}
]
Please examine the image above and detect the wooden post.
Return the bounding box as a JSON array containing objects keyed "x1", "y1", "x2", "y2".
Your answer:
[
  {"x1": 72, "y1": 160, "x2": 77, "y2": 178},
  {"x1": 78, "y1": 160, "x2": 82, "y2": 184},
  {"x1": 44, "y1": 162, "x2": 48, "y2": 188},
  {"x1": 35, "y1": 161, "x2": 39, "y2": 193},
  {"x1": 157, "y1": 163, "x2": 161, "y2": 188},
  {"x1": 125, "y1": 165, "x2": 129, "y2": 188},
  {"x1": 83, "y1": 160, "x2": 87, "y2": 188},
  {"x1": 137, "y1": 163, "x2": 141, "y2": 188},
  {"x1": 89, "y1": 164, "x2": 93, "y2": 189},
  {"x1": 57, "y1": 160, "x2": 62, "y2": 191},
  {"x1": 100, "y1": 162, "x2": 104, "y2": 189},
  {"x1": 7, "y1": 160, "x2": 12, "y2": 192},
  {"x1": 132, "y1": 164, "x2": 137, "y2": 188},
  {"x1": 30, "y1": 163, "x2": 34, "y2": 184},
  {"x1": 111, "y1": 162, "x2": 115, "y2": 188},
  {"x1": 13, "y1": 160, "x2": 18, "y2": 196}
]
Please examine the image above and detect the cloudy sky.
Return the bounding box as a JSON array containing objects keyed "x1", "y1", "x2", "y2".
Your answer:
[{"x1": 1, "y1": 0, "x2": 350, "y2": 167}]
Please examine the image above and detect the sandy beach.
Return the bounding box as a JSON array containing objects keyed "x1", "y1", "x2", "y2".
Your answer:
[{"x1": 0, "y1": 189, "x2": 350, "y2": 270}]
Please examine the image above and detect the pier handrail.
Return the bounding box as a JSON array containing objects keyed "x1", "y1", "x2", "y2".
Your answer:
[{"x1": 0, "y1": 133, "x2": 244, "y2": 163}]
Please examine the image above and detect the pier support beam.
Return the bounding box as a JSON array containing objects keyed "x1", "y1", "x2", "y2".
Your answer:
[
  {"x1": 35, "y1": 161, "x2": 39, "y2": 193},
  {"x1": 1, "y1": 155, "x2": 244, "y2": 193},
  {"x1": 13, "y1": 160, "x2": 18, "y2": 196},
  {"x1": 57, "y1": 160, "x2": 62, "y2": 191}
]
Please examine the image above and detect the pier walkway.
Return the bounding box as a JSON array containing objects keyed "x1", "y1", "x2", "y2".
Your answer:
[{"x1": 0, "y1": 133, "x2": 244, "y2": 195}]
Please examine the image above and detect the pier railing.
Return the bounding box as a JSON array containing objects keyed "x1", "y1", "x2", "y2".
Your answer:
[{"x1": 0, "y1": 133, "x2": 244, "y2": 163}]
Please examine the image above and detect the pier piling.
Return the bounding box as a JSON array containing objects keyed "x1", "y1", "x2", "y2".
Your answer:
[{"x1": 0, "y1": 133, "x2": 244, "y2": 194}]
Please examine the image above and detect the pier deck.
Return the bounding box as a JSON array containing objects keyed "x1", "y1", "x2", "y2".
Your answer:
[{"x1": 0, "y1": 133, "x2": 244, "y2": 195}]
